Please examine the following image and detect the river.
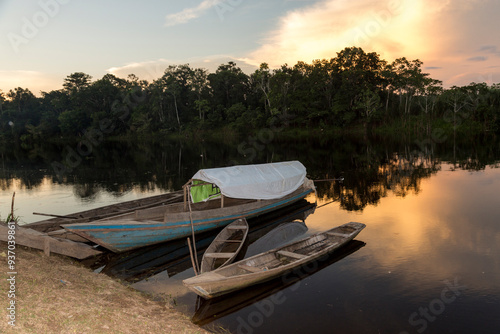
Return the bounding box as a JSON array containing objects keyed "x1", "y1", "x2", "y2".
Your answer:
[{"x1": 1, "y1": 134, "x2": 499, "y2": 333}]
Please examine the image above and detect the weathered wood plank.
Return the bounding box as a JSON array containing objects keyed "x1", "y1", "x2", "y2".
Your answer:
[
  {"x1": 226, "y1": 225, "x2": 248, "y2": 230},
  {"x1": 43, "y1": 236, "x2": 51, "y2": 257},
  {"x1": 47, "y1": 229, "x2": 90, "y2": 243},
  {"x1": 238, "y1": 264, "x2": 262, "y2": 273},
  {"x1": 204, "y1": 252, "x2": 235, "y2": 258},
  {"x1": 277, "y1": 250, "x2": 307, "y2": 259},
  {"x1": 326, "y1": 232, "x2": 352, "y2": 238},
  {"x1": 0, "y1": 223, "x2": 101, "y2": 259}
]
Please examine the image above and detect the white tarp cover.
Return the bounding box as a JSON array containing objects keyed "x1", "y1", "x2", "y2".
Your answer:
[{"x1": 191, "y1": 161, "x2": 308, "y2": 200}]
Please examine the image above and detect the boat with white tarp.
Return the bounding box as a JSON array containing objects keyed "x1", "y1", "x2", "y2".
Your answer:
[{"x1": 62, "y1": 161, "x2": 315, "y2": 252}]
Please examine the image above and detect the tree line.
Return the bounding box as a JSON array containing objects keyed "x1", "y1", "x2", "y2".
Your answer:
[{"x1": 1, "y1": 46, "x2": 499, "y2": 143}]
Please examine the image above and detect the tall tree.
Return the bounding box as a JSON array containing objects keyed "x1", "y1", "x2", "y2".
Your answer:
[
  {"x1": 63, "y1": 72, "x2": 92, "y2": 94},
  {"x1": 208, "y1": 62, "x2": 249, "y2": 109},
  {"x1": 251, "y1": 63, "x2": 272, "y2": 113}
]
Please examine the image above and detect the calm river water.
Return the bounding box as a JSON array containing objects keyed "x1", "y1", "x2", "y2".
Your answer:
[{"x1": 1, "y1": 134, "x2": 499, "y2": 333}]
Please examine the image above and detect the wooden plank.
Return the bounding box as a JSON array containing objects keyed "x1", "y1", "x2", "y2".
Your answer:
[
  {"x1": 326, "y1": 232, "x2": 352, "y2": 238},
  {"x1": 238, "y1": 264, "x2": 262, "y2": 273},
  {"x1": 0, "y1": 224, "x2": 101, "y2": 259},
  {"x1": 33, "y1": 212, "x2": 78, "y2": 219},
  {"x1": 226, "y1": 225, "x2": 247, "y2": 230},
  {"x1": 43, "y1": 236, "x2": 51, "y2": 257},
  {"x1": 277, "y1": 250, "x2": 307, "y2": 259},
  {"x1": 204, "y1": 252, "x2": 235, "y2": 258},
  {"x1": 47, "y1": 229, "x2": 90, "y2": 243}
]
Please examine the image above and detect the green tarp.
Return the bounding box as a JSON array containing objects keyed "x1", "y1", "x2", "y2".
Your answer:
[{"x1": 190, "y1": 180, "x2": 221, "y2": 203}]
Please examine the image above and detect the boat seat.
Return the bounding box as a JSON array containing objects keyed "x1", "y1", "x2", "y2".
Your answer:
[
  {"x1": 326, "y1": 231, "x2": 352, "y2": 238},
  {"x1": 238, "y1": 264, "x2": 262, "y2": 273},
  {"x1": 204, "y1": 252, "x2": 234, "y2": 258},
  {"x1": 277, "y1": 250, "x2": 307, "y2": 260},
  {"x1": 226, "y1": 225, "x2": 247, "y2": 230}
]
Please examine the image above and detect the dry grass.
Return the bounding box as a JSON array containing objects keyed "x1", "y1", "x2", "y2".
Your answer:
[{"x1": 0, "y1": 243, "x2": 211, "y2": 334}]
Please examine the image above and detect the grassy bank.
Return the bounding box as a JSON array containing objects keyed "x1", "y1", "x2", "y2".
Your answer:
[{"x1": 1, "y1": 243, "x2": 211, "y2": 334}]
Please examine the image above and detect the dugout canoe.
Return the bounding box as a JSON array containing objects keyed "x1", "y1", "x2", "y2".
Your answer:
[
  {"x1": 200, "y1": 218, "x2": 249, "y2": 273},
  {"x1": 183, "y1": 222, "x2": 365, "y2": 299}
]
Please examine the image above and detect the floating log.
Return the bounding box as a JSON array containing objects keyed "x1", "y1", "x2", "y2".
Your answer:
[{"x1": 0, "y1": 223, "x2": 101, "y2": 260}]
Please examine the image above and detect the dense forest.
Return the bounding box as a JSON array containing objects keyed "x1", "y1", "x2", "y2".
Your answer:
[{"x1": 1, "y1": 47, "x2": 499, "y2": 143}]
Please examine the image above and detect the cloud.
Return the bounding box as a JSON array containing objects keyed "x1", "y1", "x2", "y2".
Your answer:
[
  {"x1": 479, "y1": 45, "x2": 500, "y2": 57},
  {"x1": 240, "y1": 0, "x2": 461, "y2": 68},
  {"x1": 467, "y1": 56, "x2": 488, "y2": 62},
  {"x1": 107, "y1": 55, "x2": 257, "y2": 81},
  {"x1": 425, "y1": 66, "x2": 443, "y2": 70},
  {"x1": 447, "y1": 69, "x2": 500, "y2": 87},
  {"x1": 239, "y1": 0, "x2": 496, "y2": 88},
  {"x1": 108, "y1": 59, "x2": 173, "y2": 81},
  {"x1": 165, "y1": 0, "x2": 224, "y2": 27},
  {"x1": 480, "y1": 45, "x2": 497, "y2": 53}
]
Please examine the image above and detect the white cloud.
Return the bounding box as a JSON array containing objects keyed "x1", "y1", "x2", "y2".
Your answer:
[
  {"x1": 107, "y1": 55, "x2": 258, "y2": 81},
  {"x1": 241, "y1": 0, "x2": 439, "y2": 67},
  {"x1": 165, "y1": 0, "x2": 224, "y2": 27},
  {"x1": 240, "y1": 0, "x2": 495, "y2": 87},
  {"x1": 107, "y1": 59, "x2": 173, "y2": 81}
]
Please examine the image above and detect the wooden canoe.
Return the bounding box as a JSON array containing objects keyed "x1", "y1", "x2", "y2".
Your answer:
[
  {"x1": 61, "y1": 184, "x2": 314, "y2": 253},
  {"x1": 24, "y1": 190, "x2": 185, "y2": 238},
  {"x1": 191, "y1": 240, "x2": 366, "y2": 326},
  {"x1": 200, "y1": 218, "x2": 249, "y2": 273},
  {"x1": 183, "y1": 222, "x2": 366, "y2": 299}
]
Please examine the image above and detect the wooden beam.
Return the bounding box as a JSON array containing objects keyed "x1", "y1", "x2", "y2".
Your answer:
[
  {"x1": 238, "y1": 264, "x2": 262, "y2": 273},
  {"x1": 0, "y1": 223, "x2": 101, "y2": 260},
  {"x1": 326, "y1": 232, "x2": 352, "y2": 238},
  {"x1": 204, "y1": 252, "x2": 234, "y2": 258},
  {"x1": 226, "y1": 225, "x2": 247, "y2": 230},
  {"x1": 43, "y1": 236, "x2": 51, "y2": 257},
  {"x1": 33, "y1": 212, "x2": 78, "y2": 219},
  {"x1": 277, "y1": 250, "x2": 307, "y2": 259}
]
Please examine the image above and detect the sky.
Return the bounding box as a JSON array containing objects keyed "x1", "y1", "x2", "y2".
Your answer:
[{"x1": 1, "y1": 0, "x2": 499, "y2": 95}]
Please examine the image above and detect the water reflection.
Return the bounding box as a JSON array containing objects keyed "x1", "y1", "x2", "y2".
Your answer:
[
  {"x1": 1, "y1": 135, "x2": 500, "y2": 333},
  {"x1": 2, "y1": 134, "x2": 498, "y2": 220}
]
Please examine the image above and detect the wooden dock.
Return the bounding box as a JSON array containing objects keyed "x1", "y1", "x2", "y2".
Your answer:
[{"x1": 0, "y1": 222, "x2": 102, "y2": 260}]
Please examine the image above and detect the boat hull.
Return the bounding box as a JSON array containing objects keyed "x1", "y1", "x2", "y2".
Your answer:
[
  {"x1": 62, "y1": 187, "x2": 314, "y2": 252},
  {"x1": 183, "y1": 222, "x2": 365, "y2": 299},
  {"x1": 200, "y1": 218, "x2": 249, "y2": 273}
]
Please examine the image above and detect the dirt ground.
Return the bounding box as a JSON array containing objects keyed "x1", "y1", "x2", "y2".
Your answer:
[{"x1": 0, "y1": 242, "x2": 213, "y2": 334}]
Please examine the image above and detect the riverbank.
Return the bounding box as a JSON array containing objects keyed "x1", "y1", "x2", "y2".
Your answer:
[{"x1": 0, "y1": 242, "x2": 212, "y2": 334}]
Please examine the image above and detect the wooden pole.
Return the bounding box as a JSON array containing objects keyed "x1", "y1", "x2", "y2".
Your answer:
[
  {"x1": 10, "y1": 192, "x2": 15, "y2": 223},
  {"x1": 187, "y1": 184, "x2": 200, "y2": 273},
  {"x1": 187, "y1": 237, "x2": 198, "y2": 276},
  {"x1": 313, "y1": 178, "x2": 344, "y2": 182},
  {"x1": 33, "y1": 212, "x2": 79, "y2": 219},
  {"x1": 183, "y1": 184, "x2": 187, "y2": 212}
]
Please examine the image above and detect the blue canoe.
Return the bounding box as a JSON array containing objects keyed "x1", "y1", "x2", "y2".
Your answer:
[{"x1": 62, "y1": 161, "x2": 315, "y2": 252}]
